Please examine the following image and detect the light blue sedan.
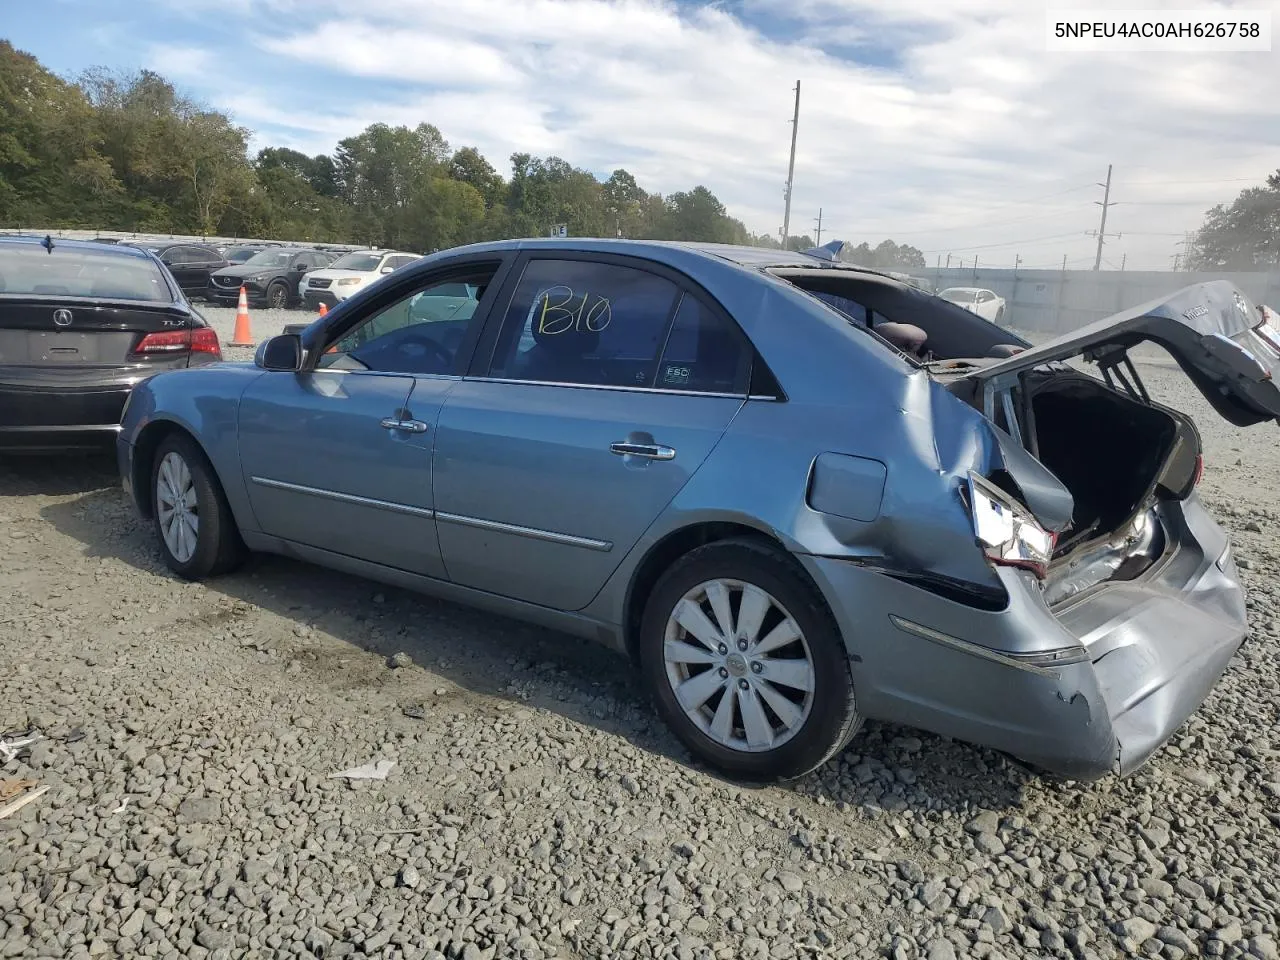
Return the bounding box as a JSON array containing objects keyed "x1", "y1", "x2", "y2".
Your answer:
[{"x1": 118, "y1": 238, "x2": 1277, "y2": 781}]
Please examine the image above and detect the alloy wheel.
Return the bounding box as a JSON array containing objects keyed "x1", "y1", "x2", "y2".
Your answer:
[
  {"x1": 663, "y1": 578, "x2": 815, "y2": 753},
  {"x1": 156, "y1": 451, "x2": 199, "y2": 563}
]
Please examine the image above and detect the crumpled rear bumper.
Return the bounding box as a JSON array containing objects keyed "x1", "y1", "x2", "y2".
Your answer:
[{"x1": 801, "y1": 495, "x2": 1246, "y2": 780}]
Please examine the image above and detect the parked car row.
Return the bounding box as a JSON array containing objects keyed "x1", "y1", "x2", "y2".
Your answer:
[
  {"x1": 5, "y1": 231, "x2": 1278, "y2": 788},
  {"x1": 111, "y1": 238, "x2": 418, "y2": 309}
]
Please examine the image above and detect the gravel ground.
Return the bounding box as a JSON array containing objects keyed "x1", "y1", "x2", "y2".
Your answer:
[
  {"x1": 195, "y1": 304, "x2": 319, "y2": 363},
  {"x1": 2, "y1": 361, "x2": 1279, "y2": 960}
]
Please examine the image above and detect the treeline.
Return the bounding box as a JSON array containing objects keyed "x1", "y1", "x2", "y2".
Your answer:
[
  {"x1": 0, "y1": 40, "x2": 782, "y2": 252},
  {"x1": 1190, "y1": 170, "x2": 1280, "y2": 271}
]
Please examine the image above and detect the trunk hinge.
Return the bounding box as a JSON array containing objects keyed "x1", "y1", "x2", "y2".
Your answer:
[
  {"x1": 981, "y1": 371, "x2": 1040, "y2": 457},
  {"x1": 1095, "y1": 350, "x2": 1151, "y2": 404}
]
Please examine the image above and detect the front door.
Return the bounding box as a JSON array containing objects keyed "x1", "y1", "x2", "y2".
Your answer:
[
  {"x1": 434, "y1": 254, "x2": 752, "y2": 610},
  {"x1": 237, "y1": 261, "x2": 508, "y2": 577}
]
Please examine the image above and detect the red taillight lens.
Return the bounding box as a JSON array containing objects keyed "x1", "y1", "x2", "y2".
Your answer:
[
  {"x1": 190, "y1": 326, "x2": 222, "y2": 359},
  {"x1": 133, "y1": 330, "x2": 190, "y2": 355},
  {"x1": 1192, "y1": 454, "x2": 1204, "y2": 488},
  {"x1": 132, "y1": 327, "x2": 222, "y2": 361}
]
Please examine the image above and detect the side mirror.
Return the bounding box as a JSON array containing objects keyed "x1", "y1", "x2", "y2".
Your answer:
[
  {"x1": 160, "y1": 257, "x2": 173, "y2": 266},
  {"x1": 292, "y1": 262, "x2": 307, "y2": 272},
  {"x1": 255, "y1": 334, "x2": 303, "y2": 371},
  {"x1": 380, "y1": 265, "x2": 394, "y2": 274}
]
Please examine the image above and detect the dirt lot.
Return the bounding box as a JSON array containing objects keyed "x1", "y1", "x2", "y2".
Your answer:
[{"x1": 2, "y1": 361, "x2": 1279, "y2": 960}]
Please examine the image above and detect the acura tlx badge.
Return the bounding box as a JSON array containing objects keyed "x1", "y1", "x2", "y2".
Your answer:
[{"x1": 53, "y1": 309, "x2": 73, "y2": 327}]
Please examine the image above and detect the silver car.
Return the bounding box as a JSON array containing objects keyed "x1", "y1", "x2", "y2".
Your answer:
[{"x1": 117, "y1": 239, "x2": 1280, "y2": 782}]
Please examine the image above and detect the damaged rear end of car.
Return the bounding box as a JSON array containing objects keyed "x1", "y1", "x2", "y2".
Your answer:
[{"x1": 920, "y1": 280, "x2": 1274, "y2": 777}]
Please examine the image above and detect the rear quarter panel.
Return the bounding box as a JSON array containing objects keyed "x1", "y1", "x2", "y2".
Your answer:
[{"x1": 121, "y1": 363, "x2": 264, "y2": 533}]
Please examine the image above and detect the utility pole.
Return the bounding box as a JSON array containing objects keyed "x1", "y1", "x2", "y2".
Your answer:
[
  {"x1": 945, "y1": 253, "x2": 952, "y2": 268},
  {"x1": 1014, "y1": 254, "x2": 1023, "y2": 273},
  {"x1": 1120, "y1": 252, "x2": 1126, "y2": 271},
  {"x1": 1175, "y1": 232, "x2": 1196, "y2": 271},
  {"x1": 813, "y1": 207, "x2": 823, "y2": 246},
  {"x1": 781, "y1": 80, "x2": 801, "y2": 251},
  {"x1": 1062, "y1": 253, "x2": 1068, "y2": 271},
  {"x1": 1092, "y1": 163, "x2": 1115, "y2": 271}
]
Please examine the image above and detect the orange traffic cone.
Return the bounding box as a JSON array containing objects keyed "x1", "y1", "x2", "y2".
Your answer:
[
  {"x1": 229, "y1": 286, "x2": 254, "y2": 347},
  {"x1": 317, "y1": 302, "x2": 328, "y2": 317}
]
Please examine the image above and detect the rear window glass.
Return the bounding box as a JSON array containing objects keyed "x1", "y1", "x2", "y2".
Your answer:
[
  {"x1": 0, "y1": 245, "x2": 172, "y2": 301},
  {"x1": 330, "y1": 252, "x2": 383, "y2": 271}
]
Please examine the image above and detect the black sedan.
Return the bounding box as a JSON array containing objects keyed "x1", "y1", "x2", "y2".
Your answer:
[
  {"x1": 118, "y1": 240, "x2": 228, "y2": 299},
  {"x1": 207, "y1": 248, "x2": 334, "y2": 309},
  {"x1": 0, "y1": 236, "x2": 222, "y2": 452}
]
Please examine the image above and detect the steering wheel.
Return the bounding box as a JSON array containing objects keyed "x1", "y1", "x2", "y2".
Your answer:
[{"x1": 392, "y1": 332, "x2": 454, "y2": 373}]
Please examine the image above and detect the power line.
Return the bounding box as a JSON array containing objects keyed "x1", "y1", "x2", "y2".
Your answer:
[
  {"x1": 922, "y1": 231, "x2": 1086, "y2": 255},
  {"x1": 1117, "y1": 177, "x2": 1261, "y2": 186}
]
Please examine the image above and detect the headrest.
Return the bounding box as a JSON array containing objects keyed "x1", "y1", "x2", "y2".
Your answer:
[{"x1": 875, "y1": 321, "x2": 928, "y2": 355}]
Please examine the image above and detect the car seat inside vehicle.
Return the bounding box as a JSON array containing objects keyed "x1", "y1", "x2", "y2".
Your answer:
[{"x1": 774, "y1": 268, "x2": 1029, "y2": 362}]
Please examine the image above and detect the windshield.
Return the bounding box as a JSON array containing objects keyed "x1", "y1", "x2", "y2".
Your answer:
[
  {"x1": 0, "y1": 244, "x2": 173, "y2": 301},
  {"x1": 329, "y1": 252, "x2": 384, "y2": 271},
  {"x1": 243, "y1": 250, "x2": 295, "y2": 268},
  {"x1": 940, "y1": 288, "x2": 978, "y2": 303},
  {"x1": 225, "y1": 247, "x2": 262, "y2": 263}
]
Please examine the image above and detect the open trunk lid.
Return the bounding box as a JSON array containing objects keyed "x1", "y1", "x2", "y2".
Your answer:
[{"x1": 957, "y1": 280, "x2": 1280, "y2": 427}]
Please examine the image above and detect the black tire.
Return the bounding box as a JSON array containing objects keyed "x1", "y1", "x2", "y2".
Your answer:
[
  {"x1": 639, "y1": 538, "x2": 862, "y2": 781},
  {"x1": 150, "y1": 433, "x2": 246, "y2": 580},
  {"x1": 266, "y1": 282, "x2": 288, "y2": 310}
]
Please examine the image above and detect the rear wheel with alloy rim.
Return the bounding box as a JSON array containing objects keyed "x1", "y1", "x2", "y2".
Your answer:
[
  {"x1": 150, "y1": 433, "x2": 246, "y2": 580},
  {"x1": 640, "y1": 539, "x2": 861, "y2": 781}
]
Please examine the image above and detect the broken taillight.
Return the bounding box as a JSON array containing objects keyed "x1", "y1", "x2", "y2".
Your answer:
[{"x1": 964, "y1": 472, "x2": 1058, "y2": 579}]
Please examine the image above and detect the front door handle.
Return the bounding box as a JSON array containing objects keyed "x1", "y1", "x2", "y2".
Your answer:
[
  {"x1": 610, "y1": 441, "x2": 675, "y2": 461},
  {"x1": 380, "y1": 417, "x2": 429, "y2": 434}
]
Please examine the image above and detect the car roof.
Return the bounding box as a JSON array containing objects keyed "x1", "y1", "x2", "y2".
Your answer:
[
  {"x1": 0, "y1": 235, "x2": 157, "y2": 259},
  {"x1": 940, "y1": 286, "x2": 986, "y2": 293},
  {"x1": 426, "y1": 236, "x2": 904, "y2": 276}
]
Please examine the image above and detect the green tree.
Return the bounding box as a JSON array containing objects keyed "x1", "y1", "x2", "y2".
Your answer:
[
  {"x1": 1191, "y1": 172, "x2": 1280, "y2": 270},
  {"x1": 0, "y1": 42, "x2": 117, "y2": 226},
  {"x1": 0, "y1": 45, "x2": 776, "y2": 252},
  {"x1": 449, "y1": 147, "x2": 505, "y2": 209}
]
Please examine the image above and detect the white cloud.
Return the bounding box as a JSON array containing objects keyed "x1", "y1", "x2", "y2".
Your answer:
[
  {"x1": 145, "y1": 44, "x2": 215, "y2": 80},
  {"x1": 189, "y1": 0, "x2": 1279, "y2": 269}
]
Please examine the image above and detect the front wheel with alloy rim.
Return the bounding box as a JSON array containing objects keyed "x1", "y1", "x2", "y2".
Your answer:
[
  {"x1": 150, "y1": 433, "x2": 246, "y2": 580},
  {"x1": 267, "y1": 282, "x2": 288, "y2": 309},
  {"x1": 639, "y1": 539, "x2": 862, "y2": 781}
]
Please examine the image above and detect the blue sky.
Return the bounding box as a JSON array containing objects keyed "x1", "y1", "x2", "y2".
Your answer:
[{"x1": 7, "y1": 0, "x2": 1279, "y2": 268}]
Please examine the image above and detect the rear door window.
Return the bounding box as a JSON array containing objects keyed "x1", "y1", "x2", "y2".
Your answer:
[{"x1": 487, "y1": 258, "x2": 681, "y2": 388}]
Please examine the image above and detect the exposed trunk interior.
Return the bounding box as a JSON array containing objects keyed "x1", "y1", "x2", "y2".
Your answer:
[{"x1": 1025, "y1": 372, "x2": 1179, "y2": 553}]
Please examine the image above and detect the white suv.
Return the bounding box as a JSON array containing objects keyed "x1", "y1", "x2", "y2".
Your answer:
[{"x1": 300, "y1": 250, "x2": 420, "y2": 309}]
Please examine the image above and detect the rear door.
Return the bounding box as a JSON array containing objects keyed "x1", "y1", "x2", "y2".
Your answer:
[
  {"x1": 186, "y1": 245, "x2": 226, "y2": 291},
  {"x1": 959, "y1": 280, "x2": 1280, "y2": 427},
  {"x1": 432, "y1": 253, "x2": 751, "y2": 610}
]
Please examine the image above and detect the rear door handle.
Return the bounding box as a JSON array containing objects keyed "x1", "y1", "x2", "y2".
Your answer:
[
  {"x1": 380, "y1": 418, "x2": 429, "y2": 434},
  {"x1": 610, "y1": 441, "x2": 675, "y2": 461}
]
